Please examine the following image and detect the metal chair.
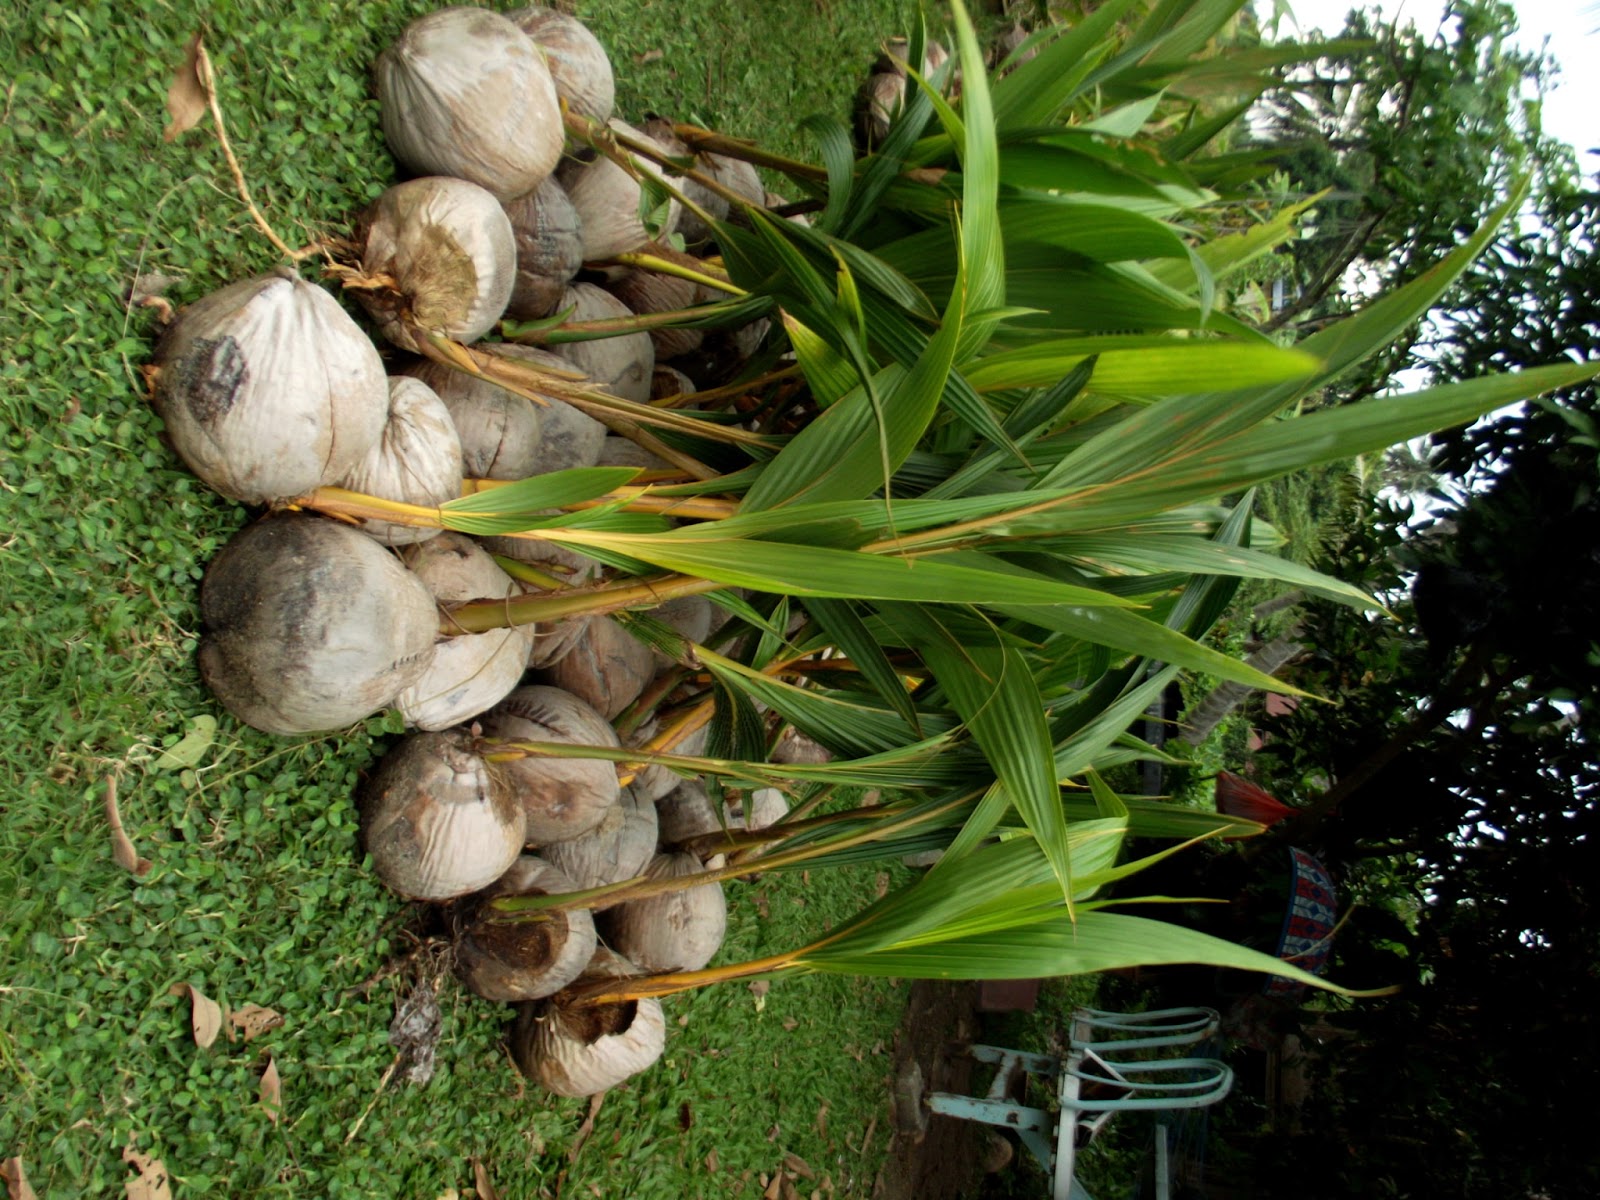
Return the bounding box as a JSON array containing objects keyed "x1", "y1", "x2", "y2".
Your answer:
[{"x1": 925, "y1": 1006, "x2": 1233, "y2": 1200}]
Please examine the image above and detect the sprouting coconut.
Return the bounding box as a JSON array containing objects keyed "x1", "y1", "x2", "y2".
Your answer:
[
  {"x1": 655, "y1": 778, "x2": 722, "y2": 847},
  {"x1": 361, "y1": 728, "x2": 527, "y2": 901},
  {"x1": 397, "y1": 533, "x2": 532, "y2": 730},
  {"x1": 537, "y1": 615, "x2": 655, "y2": 720},
  {"x1": 479, "y1": 685, "x2": 622, "y2": 844},
  {"x1": 510, "y1": 945, "x2": 666, "y2": 1097},
  {"x1": 558, "y1": 119, "x2": 681, "y2": 261},
  {"x1": 376, "y1": 7, "x2": 563, "y2": 200},
  {"x1": 549, "y1": 283, "x2": 654, "y2": 403},
  {"x1": 542, "y1": 785, "x2": 658, "y2": 890},
  {"x1": 339, "y1": 376, "x2": 464, "y2": 546},
  {"x1": 357, "y1": 176, "x2": 517, "y2": 353},
  {"x1": 627, "y1": 718, "x2": 709, "y2": 804},
  {"x1": 503, "y1": 176, "x2": 584, "y2": 322},
  {"x1": 198, "y1": 513, "x2": 438, "y2": 734},
  {"x1": 454, "y1": 855, "x2": 597, "y2": 1001},
  {"x1": 601, "y1": 850, "x2": 727, "y2": 973},
  {"x1": 506, "y1": 6, "x2": 615, "y2": 126},
  {"x1": 151, "y1": 269, "x2": 389, "y2": 505}
]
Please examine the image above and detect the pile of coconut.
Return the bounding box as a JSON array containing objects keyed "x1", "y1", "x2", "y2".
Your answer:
[{"x1": 147, "y1": 4, "x2": 984, "y2": 1098}]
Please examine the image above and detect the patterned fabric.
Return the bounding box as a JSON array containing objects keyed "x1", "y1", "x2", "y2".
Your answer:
[{"x1": 1263, "y1": 847, "x2": 1337, "y2": 999}]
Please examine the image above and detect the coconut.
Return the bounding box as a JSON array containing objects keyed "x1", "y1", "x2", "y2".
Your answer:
[
  {"x1": 361, "y1": 728, "x2": 526, "y2": 900},
  {"x1": 550, "y1": 284, "x2": 654, "y2": 403},
  {"x1": 601, "y1": 851, "x2": 727, "y2": 973},
  {"x1": 538, "y1": 616, "x2": 655, "y2": 720},
  {"x1": 151, "y1": 269, "x2": 389, "y2": 505},
  {"x1": 503, "y1": 177, "x2": 584, "y2": 322},
  {"x1": 455, "y1": 855, "x2": 597, "y2": 1001},
  {"x1": 652, "y1": 365, "x2": 697, "y2": 403},
  {"x1": 358, "y1": 176, "x2": 516, "y2": 353},
  {"x1": 198, "y1": 514, "x2": 438, "y2": 734},
  {"x1": 339, "y1": 377, "x2": 463, "y2": 546},
  {"x1": 606, "y1": 253, "x2": 705, "y2": 359},
  {"x1": 771, "y1": 728, "x2": 832, "y2": 766},
  {"x1": 506, "y1": 7, "x2": 615, "y2": 126},
  {"x1": 559, "y1": 120, "x2": 681, "y2": 261},
  {"x1": 496, "y1": 342, "x2": 613, "y2": 469},
  {"x1": 475, "y1": 533, "x2": 606, "y2": 669},
  {"x1": 510, "y1": 945, "x2": 666, "y2": 1097},
  {"x1": 647, "y1": 594, "x2": 714, "y2": 665},
  {"x1": 376, "y1": 8, "x2": 563, "y2": 201},
  {"x1": 480, "y1": 685, "x2": 622, "y2": 844},
  {"x1": 764, "y1": 191, "x2": 813, "y2": 228},
  {"x1": 627, "y1": 719, "x2": 709, "y2": 804},
  {"x1": 858, "y1": 72, "x2": 905, "y2": 147},
  {"x1": 542, "y1": 786, "x2": 658, "y2": 890},
  {"x1": 595, "y1": 436, "x2": 673, "y2": 472},
  {"x1": 726, "y1": 786, "x2": 790, "y2": 833},
  {"x1": 396, "y1": 533, "x2": 531, "y2": 729},
  {"x1": 655, "y1": 778, "x2": 721, "y2": 846}
]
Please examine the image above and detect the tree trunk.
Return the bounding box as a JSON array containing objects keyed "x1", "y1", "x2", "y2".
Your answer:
[{"x1": 1179, "y1": 632, "x2": 1305, "y2": 745}]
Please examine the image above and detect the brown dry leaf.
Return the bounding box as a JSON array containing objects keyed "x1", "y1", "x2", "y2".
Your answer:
[
  {"x1": 228, "y1": 1004, "x2": 284, "y2": 1043},
  {"x1": 765, "y1": 1123, "x2": 780, "y2": 1143},
  {"x1": 259, "y1": 1055, "x2": 282, "y2": 1124},
  {"x1": 784, "y1": 1153, "x2": 815, "y2": 1180},
  {"x1": 677, "y1": 1102, "x2": 693, "y2": 1132},
  {"x1": 748, "y1": 979, "x2": 770, "y2": 1012},
  {"x1": 2, "y1": 1157, "x2": 37, "y2": 1200},
  {"x1": 472, "y1": 1159, "x2": 501, "y2": 1200},
  {"x1": 704, "y1": 1149, "x2": 720, "y2": 1173},
  {"x1": 874, "y1": 872, "x2": 890, "y2": 899},
  {"x1": 164, "y1": 33, "x2": 213, "y2": 142},
  {"x1": 105, "y1": 777, "x2": 152, "y2": 877},
  {"x1": 762, "y1": 1176, "x2": 782, "y2": 1200},
  {"x1": 861, "y1": 1115, "x2": 877, "y2": 1156},
  {"x1": 814, "y1": 1102, "x2": 829, "y2": 1139},
  {"x1": 122, "y1": 1148, "x2": 172, "y2": 1200},
  {"x1": 168, "y1": 983, "x2": 222, "y2": 1049},
  {"x1": 567, "y1": 1092, "x2": 605, "y2": 1165},
  {"x1": 634, "y1": 48, "x2": 664, "y2": 65},
  {"x1": 752, "y1": 892, "x2": 770, "y2": 920},
  {"x1": 782, "y1": 1018, "x2": 799, "y2": 1032}
]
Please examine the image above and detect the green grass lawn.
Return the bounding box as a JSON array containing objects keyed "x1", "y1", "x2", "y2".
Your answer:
[{"x1": 0, "y1": 2, "x2": 942, "y2": 1195}]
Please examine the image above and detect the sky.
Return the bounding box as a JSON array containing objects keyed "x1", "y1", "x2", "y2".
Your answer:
[{"x1": 1257, "y1": 0, "x2": 1600, "y2": 175}]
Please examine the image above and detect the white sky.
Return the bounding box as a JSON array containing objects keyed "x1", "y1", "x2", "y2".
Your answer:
[{"x1": 1259, "y1": 0, "x2": 1600, "y2": 175}]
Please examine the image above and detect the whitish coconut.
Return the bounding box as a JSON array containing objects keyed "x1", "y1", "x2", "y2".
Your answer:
[
  {"x1": 480, "y1": 685, "x2": 621, "y2": 843},
  {"x1": 404, "y1": 361, "x2": 543, "y2": 481},
  {"x1": 559, "y1": 120, "x2": 680, "y2": 261},
  {"x1": 455, "y1": 855, "x2": 596, "y2": 1001},
  {"x1": 655, "y1": 778, "x2": 721, "y2": 846},
  {"x1": 503, "y1": 177, "x2": 584, "y2": 322},
  {"x1": 725, "y1": 786, "x2": 790, "y2": 832},
  {"x1": 495, "y1": 342, "x2": 611, "y2": 468},
  {"x1": 151, "y1": 269, "x2": 388, "y2": 505},
  {"x1": 397, "y1": 533, "x2": 532, "y2": 730},
  {"x1": 339, "y1": 377, "x2": 463, "y2": 546},
  {"x1": 684, "y1": 154, "x2": 763, "y2": 240},
  {"x1": 601, "y1": 851, "x2": 726, "y2": 973},
  {"x1": 511, "y1": 945, "x2": 665, "y2": 1096},
  {"x1": 596, "y1": 436, "x2": 673, "y2": 472},
  {"x1": 361, "y1": 728, "x2": 526, "y2": 900},
  {"x1": 476, "y1": 533, "x2": 605, "y2": 669},
  {"x1": 651, "y1": 365, "x2": 697, "y2": 403},
  {"x1": 543, "y1": 785, "x2": 657, "y2": 890},
  {"x1": 376, "y1": 8, "x2": 563, "y2": 200},
  {"x1": 506, "y1": 7, "x2": 615, "y2": 126},
  {"x1": 198, "y1": 514, "x2": 438, "y2": 734},
  {"x1": 550, "y1": 283, "x2": 654, "y2": 403},
  {"x1": 538, "y1": 616, "x2": 655, "y2": 720},
  {"x1": 358, "y1": 176, "x2": 516, "y2": 353}
]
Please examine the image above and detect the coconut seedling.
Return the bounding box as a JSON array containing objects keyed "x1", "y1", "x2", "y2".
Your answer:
[
  {"x1": 538, "y1": 615, "x2": 656, "y2": 719},
  {"x1": 375, "y1": 7, "x2": 563, "y2": 201},
  {"x1": 361, "y1": 729, "x2": 527, "y2": 901},
  {"x1": 547, "y1": 283, "x2": 655, "y2": 403},
  {"x1": 479, "y1": 685, "x2": 623, "y2": 845},
  {"x1": 404, "y1": 359, "x2": 546, "y2": 481},
  {"x1": 150, "y1": 269, "x2": 389, "y2": 505},
  {"x1": 601, "y1": 851, "x2": 727, "y2": 973},
  {"x1": 454, "y1": 855, "x2": 597, "y2": 1001},
  {"x1": 356, "y1": 176, "x2": 518, "y2": 353},
  {"x1": 558, "y1": 119, "x2": 681, "y2": 261}
]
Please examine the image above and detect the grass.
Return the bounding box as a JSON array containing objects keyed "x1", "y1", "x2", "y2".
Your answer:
[{"x1": 0, "y1": 1, "x2": 945, "y2": 1195}]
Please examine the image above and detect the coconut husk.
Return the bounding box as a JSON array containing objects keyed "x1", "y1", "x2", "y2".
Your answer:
[
  {"x1": 397, "y1": 533, "x2": 532, "y2": 730},
  {"x1": 377, "y1": 8, "x2": 563, "y2": 201},
  {"x1": 542, "y1": 785, "x2": 658, "y2": 890},
  {"x1": 605, "y1": 264, "x2": 704, "y2": 360},
  {"x1": 340, "y1": 376, "x2": 464, "y2": 546},
  {"x1": 480, "y1": 685, "x2": 622, "y2": 844},
  {"x1": 510, "y1": 945, "x2": 666, "y2": 1097},
  {"x1": 558, "y1": 120, "x2": 681, "y2": 261},
  {"x1": 506, "y1": 7, "x2": 615, "y2": 126},
  {"x1": 503, "y1": 176, "x2": 584, "y2": 322},
  {"x1": 357, "y1": 176, "x2": 517, "y2": 353},
  {"x1": 198, "y1": 514, "x2": 437, "y2": 734},
  {"x1": 626, "y1": 719, "x2": 709, "y2": 804},
  {"x1": 537, "y1": 615, "x2": 655, "y2": 720},
  {"x1": 655, "y1": 778, "x2": 721, "y2": 846},
  {"x1": 549, "y1": 283, "x2": 654, "y2": 404},
  {"x1": 361, "y1": 729, "x2": 527, "y2": 901},
  {"x1": 403, "y1": 360, "x2": 545, "y2": 481},
  {"x1": 491, "y1": 341, "x2": 612, "y2": 469},
  {"x1": 151, "y1": 269, "x2": 389, "y2": 505},
  {"x1": 455, "y1": 855, "x2": 597, "y2": 1001},
  {"x1": 600, "y1": 851, "x2": 726, "y2": 973}
]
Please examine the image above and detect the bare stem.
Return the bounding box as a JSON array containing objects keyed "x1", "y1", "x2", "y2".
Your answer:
[
  {"x1": 671, "y1": 124, "x2": 830, "y2": 183},
  {"x1": 610, "y1": 253, "x2": 744, "y2": 296}
]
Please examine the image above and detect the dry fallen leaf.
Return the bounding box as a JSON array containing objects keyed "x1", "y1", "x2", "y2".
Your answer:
[
  {"x1": 472, "y1": 1159, "x2": 501, "y2": 1200},
  {"x1": 164, "y1": 33, "x2": 213, "y2": 142},
  {"x1": 634, "y1": 48, "x2": 664, "y2": 65},
  {"x1": 782, "y1": 1017, "x2": 799, "y2": 1032},
  {"x1": 874, "y1": 871, "x2": 890, "y2": 899},
  {"x1": 784, "y1": 1152, "x2": 815, "y2": 1180},
  {"x1": 748, "y1": 979, "x2": 770, "y2": 1012},
  {"x1": 752, "y1": 892, "x2": 770, "y2": 920},
  {"x1": 1, "y1": 1157, "x2": 37, "y2": 1200},
  {"x1": 259, "y1": 1056, "x2": 282, "y2": 1124},
  {"x1": 122, "y1": 1148, "x2": 172, "y2": 1200},
  {"x1": 105, "y1": 777, "x2": 152, "y2": 877},
  {"x1": 169, "y1": 983, "x2": 222, "y2": 1049},
  {"x1": 228, "y1": 1004, "x2": 284, "y2": 1043},
  {"x1": 704, "y1": 1149, "x2": 720, "y2": 1173},
  {"x1": 814, "y1": 1102, "x2": 829, "y2": 1139}
]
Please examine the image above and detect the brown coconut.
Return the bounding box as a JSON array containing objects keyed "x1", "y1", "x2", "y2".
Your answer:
[
  {"x1": 537, "y1": 615, "x2": 655, "y2": 720},
  {"x1": 655, "y1": 778, "x2": 721, "y2": 846},
  {"x1": 361, "y1": 729, "x2": 526, "y2": 901},
  {"x1": 454, "y1": 855, "x2": 597, "y2": 1001},
  {"x1": 542, "y1": 785, "x2": 658, "y2": 890},
  {"x1": 479, "y1": 685, "x2": 622, "y2": 844},
  {"x1": 404, "y1": 360, "x2": 545, "y2": 481},
  {"x1": 627, "y1": 719, "x2": 709, "y2": 805},
  {"x1": 601, "y1": 851, "x2": 727, "y2": 973},
  {"x1": 510, "y1": 945, "x2": 666, "y2": 1097},
  {"x1": 503, "y1": 176, "x2": 584, "y2": 322},
  {"x1": 198, "y1": 514, "x2": 438, "y2": 735}
]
